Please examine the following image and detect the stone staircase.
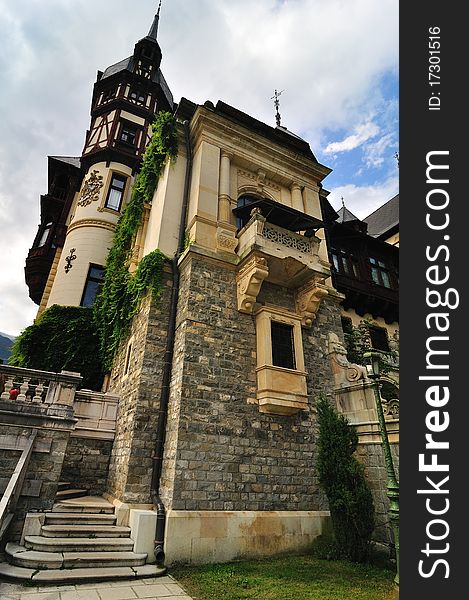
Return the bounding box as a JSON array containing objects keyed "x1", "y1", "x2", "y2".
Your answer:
[{"x1": 0, "y1": 495, "x2": 166, "y2": 584}]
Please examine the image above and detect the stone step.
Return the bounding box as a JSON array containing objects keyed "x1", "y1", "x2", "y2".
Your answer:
[
  {"x1": 57, "y1": 481, "x2": 72, "y2": 491},
  {"x1": 52, "y1": 496, "x2": 115, "y2": 514},
  {"x1": 44, "y1": 512, "x2": 117, "y2": 525},
  {"x1": 0, "y1": 562, "x2": 167, "y2": 584},
  {"x1": 41, "y1": 524, "x2": 131, "y2": 538},
  {"x1": 55, "y1": 488, "x2": 89, "y2": 500},
  {"x1": 24, "y1": 535, "x2": 134, "y2": 553},
  {"x1": 6, "y1": 543, "x2": 147, "y2": 569}
]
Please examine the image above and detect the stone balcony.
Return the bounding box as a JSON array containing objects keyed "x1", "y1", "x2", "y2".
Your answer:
[{"x1": 236, "y1": 208, "x2": 329, "y2": 288}]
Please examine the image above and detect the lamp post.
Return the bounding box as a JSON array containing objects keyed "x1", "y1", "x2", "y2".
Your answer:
[{"x1": 364, "y1": 351, "x2": 400, "y2": 586}]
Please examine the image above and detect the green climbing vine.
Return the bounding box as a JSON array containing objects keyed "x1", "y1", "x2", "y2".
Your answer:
[{"x1": 93, "y1": 111, "x2": 178, "y2": 370}]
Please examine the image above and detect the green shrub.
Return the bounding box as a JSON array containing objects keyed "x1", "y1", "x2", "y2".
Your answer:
[
  {"x1": 316, "y1": 395, "x2": 375, "y2": 562},
  {"x1": 9, "y1": 305, "x2": 104, "y2": 390}
]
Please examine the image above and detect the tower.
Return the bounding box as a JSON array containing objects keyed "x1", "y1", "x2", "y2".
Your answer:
[{"x1": 25, "y1": 5, "x2": 174, "y2": 313}]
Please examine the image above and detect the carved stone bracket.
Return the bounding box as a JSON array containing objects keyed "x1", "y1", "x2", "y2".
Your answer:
[
  {"x1": 295, "y1": 279, "x2": 329, "y2": 326},
  {"x1": 216, "y1": 226, "x2": 238, "y2": 253},
  {"x1": 236, "y1": 255, "x2": 269, "y2": 313}
]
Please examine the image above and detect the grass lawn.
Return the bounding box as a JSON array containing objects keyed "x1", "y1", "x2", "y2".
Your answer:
[{"x1": 172, "y1": 554, "x2": 397, "y2": 600}]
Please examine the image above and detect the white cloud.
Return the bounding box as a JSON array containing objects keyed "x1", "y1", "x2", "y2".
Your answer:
[
  {"x1": 327, "y1": 176, "x2": 399, "y2": 221},
  {"x1": 324, "y1": 122, "x2": 380, "y2": 154},
  {"x1": 363, "y1": 133, "x2": 395, "y2": 168},
  {"x1": 0, "y1": 0, "x2": 398, "y2": 335}
]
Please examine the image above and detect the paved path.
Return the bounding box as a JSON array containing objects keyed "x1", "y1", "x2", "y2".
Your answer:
[{"x1": 0, "y1": 575, "x2": 192, "y2": 600}]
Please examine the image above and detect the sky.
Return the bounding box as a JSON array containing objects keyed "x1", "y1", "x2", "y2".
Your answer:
[{"x1": 0, "y1": 0, "x2": 398, "y2": 337}]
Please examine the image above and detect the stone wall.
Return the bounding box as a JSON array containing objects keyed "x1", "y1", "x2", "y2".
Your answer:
[
  {"x1": 0, "y1": 404, "x2": 74, "y2": 541},
  {"x1": 106, "y1": 272, "x2": 173, "y2": 503},
  {"x1": 356, "y1": 440, "x2": 399, "y2": 545},
  {"x1": 61, "y1": 437, "x2": 113, "y2": 496},
  {"x1": 160, "y1": 251, "x2": 344, "y2": 512}
]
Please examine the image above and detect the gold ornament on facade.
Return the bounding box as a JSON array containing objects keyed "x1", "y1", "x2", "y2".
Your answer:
[{"x1": 78, "y1": 170, "x2": 104, "y2": 207}]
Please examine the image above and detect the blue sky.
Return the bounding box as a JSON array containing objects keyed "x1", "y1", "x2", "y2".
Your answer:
[{"x1": 0, "y1": 0, "x2": 398, "y2": 337}]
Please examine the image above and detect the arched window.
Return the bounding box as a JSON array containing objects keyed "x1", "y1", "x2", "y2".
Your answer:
[{"x1": 236, "y1": 195, "x2": 259, "y2": 229}]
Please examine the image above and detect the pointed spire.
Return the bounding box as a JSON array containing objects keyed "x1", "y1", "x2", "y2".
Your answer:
[{"x1": 148, "y1": 1, "x2": 162, "y2": 40}]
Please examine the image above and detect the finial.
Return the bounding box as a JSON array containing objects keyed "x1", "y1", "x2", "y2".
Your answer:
[
  {"x1": 341, "y1": 196, "x2": 345, "y2": 208},
  {"x1": 148, "y1": 1, "x2": 162, "y2": 40},
  {"x1": 271, "y1": 89, "x2": 284, "y2": 127},
  {"x1": 394, "y1": 151, "x2": 399, "y2": 168}
]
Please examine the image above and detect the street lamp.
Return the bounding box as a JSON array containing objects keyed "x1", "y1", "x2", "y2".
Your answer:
[{"x1": 364, "y1": 351, "x2": 400, "y2": 586}]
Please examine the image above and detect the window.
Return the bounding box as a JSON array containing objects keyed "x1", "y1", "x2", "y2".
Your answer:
[
  {"x1": 236, "y1": 195, "x2": 258, "y2": 229},
  {"x1": 369, "y1": 326, "x2": 390, "y2": 352},
  {"x1": 105, "y1": 174, "x2": 127, "y2": 211},
  {"x1": 101, "y1": 88, "x2": 115, "y2": 103},
  {"x1": 129, "y1": 89, "x2": 146, "y2": 104},
  {"x1": 81, "y1": 264, "x2": 104, "y2": 308},
  {"x1": 37, "y1": 222, "x2": 52, "y2": 247},
  {"x1": 119, "y1": 122, "x2": 138, "y2": 146},
  {"x1": 369, "y1": 257, "x2": 392, "y2": 288},
  {"x1": 331, "y1": 248, "x2": 360, "y2": 278},
  {"x1": 271, "y1": 321, "x2": 296, "y2": 369}
]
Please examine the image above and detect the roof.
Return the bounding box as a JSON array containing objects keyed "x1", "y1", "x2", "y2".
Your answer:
[
  {"x1": 233, "y1": 197, "x2": 323, "y2": 232},
  {"x1": 49, "y1": 156, "x2": 81, "y2": 169},
  {"x1": 364, "y1": 194, "x2": 399, "y2": 238},
  {"x1": 102, "y1": 57, "x2": 132, "y2": 79},
  {"x1": 100, "y1": 57, "x2": 173, "y2": 108},
  {"x1": 176, "y1": 98, "x2": 330, "y2": 173},
  {"x1": 337, "y1": 205, "x2": 360, "y2": 223}
]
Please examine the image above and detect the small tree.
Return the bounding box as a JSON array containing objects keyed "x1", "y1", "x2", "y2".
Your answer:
[{"x1": 316, "y1": 395, "x2": 375, "y2": 562}]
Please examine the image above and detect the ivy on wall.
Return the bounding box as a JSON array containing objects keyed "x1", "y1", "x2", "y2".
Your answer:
[
  {"x1": 10, "y1": 112, "x2": 179, "y2": 385},
  {"x1": 10, "y1": 305, "x2": 104, "y2": 390},
  {"x1": 93, "y1": 111, "x2": 178, "y2": 371}
]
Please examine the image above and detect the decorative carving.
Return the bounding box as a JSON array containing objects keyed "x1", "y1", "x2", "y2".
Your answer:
[
  {"x1": 237, "y1": 169, "x2": 281, "y2": 192},
  {"x1": 236, "y1": 255, "x2": 269, "y2": 313},
  {"x1": 295, "y1": 279, "x2": 328, "y2": 326},
  {"x1": 64, "y1": 248, "x2": 77, "y2": 273},
  {"x1": 216, "y1": 227, "x2": 238, "y2": 253},
  {"x1": 327, "y1": 332, "x2": 367, "y2": 387},
  {"x1": 262, "y1": 223, "x2": 314, "y2": 254},
  {"x1": 78, "y1": 170, "x2": 104, "y2": 207},
  {"x1": 382, "y1": 397, "x2": 399, "y2": 419}
]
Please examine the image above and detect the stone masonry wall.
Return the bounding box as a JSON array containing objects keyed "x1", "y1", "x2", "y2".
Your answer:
[
  {"x1": 160, "y1": 252, "x2": 344, "y2": 512},
  {"x1": 61, "y1": 437, "x2": 113, "y2": 496},
  {"x1": 0, "y1": 422, "x2": 70, "y2": 541},
  {"x1": 106, "y1": 273, "x2": 172, "y2": 503},
  {"x1": 356, "y1": 440, "x2": 400, "y2": 545}
]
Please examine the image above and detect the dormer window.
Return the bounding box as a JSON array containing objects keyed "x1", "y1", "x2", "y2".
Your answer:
[{"x1": 129, "y1": 89, "x2": 146, "y2": 104}]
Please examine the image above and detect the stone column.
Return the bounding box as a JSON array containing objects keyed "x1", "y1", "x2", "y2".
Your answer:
[
  {"x1": 216, "y1": 151, "x2": 238, "y2": 253},
  {"x1": 291, "y1": 182, "x2": 303, "y2": 212},
  {"x1": 218, "y1": 151, "x2": 232, "y2": 223}
]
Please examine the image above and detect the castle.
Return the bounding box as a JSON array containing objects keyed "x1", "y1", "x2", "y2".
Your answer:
[{"x1": 0, "y1": 5, "x2": 398, "y2": 583}]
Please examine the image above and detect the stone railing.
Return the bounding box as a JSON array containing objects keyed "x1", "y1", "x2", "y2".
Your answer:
[
  {"x1": 0, "y1": 365, "x2": 82, "y2": 406},
  {"x1": 72, "y1": 389, "x2": 119, "y2": 440},
  {"x1": 261, "y1": 222, "x2": 316, "y2": 254}
]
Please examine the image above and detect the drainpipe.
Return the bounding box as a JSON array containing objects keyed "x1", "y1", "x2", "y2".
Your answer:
[{"x1": 150, "y1": 120, "x2": 193, "y2": 566}]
